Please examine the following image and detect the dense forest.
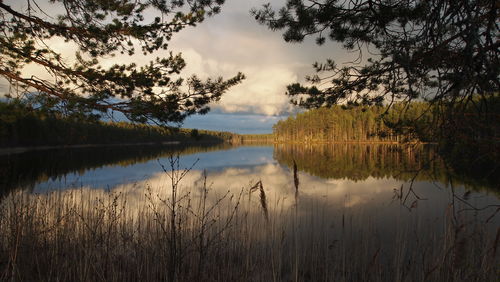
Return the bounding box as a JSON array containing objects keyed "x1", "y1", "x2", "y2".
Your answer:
[
  {"x1": 273, "y1": 97, "x2": 499, "y2": 146},
  {"x1": 437, "y1": 96, "x2": 500, "y2": 183},
  {"x1": 273, "y1": 97, "x2": 500, "y2": 184},
  {"x1": 235, "y1": 134, "x2": 274, "y2": 143},
  {"x1": 0, "y1": 101, "x2": 238, "y2": 147},
  {"x1": 272, "y1": 102, "x2": 435, "y2": 143}
]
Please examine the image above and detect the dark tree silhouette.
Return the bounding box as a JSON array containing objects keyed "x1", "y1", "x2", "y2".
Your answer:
[
  {"x1": 0, "y1": 0, "x2": 244, "y2": 124},
  {"x1": 254, "y1": 1, "x2": 499, "y2": 179},
  {"x1": 252, "y1": 0, "x2": 499, "y2": 109}
]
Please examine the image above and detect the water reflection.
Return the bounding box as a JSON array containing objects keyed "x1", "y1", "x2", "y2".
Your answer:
[
  {"x1": 0, "y1": 143, "x2": 233, "y2": 195},
  {"x1": 2, "y1": 143, "x2": 498, "y2": 193},
  {"x1": 12, "y1": 142, "x2": 496, "y2": 233},
  {"x1": 108, "y1": 160, "x2": 498, "y2": 224},
  {"x1": 1, "y1": 143, "x2": 499, "y2": 203},
  {"x1": 0, "y1": 143, "x2": 498, "y2": 280},
  {"x1": 275, "y1": 143, "x2": 498, "y2": 192}
]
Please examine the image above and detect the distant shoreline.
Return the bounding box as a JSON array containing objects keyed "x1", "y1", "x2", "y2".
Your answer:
[
  {"x1": 269, "y1": 140, "x2": 437, "y2": 145},
  {"x1": 0, "y1": 140, "x2": 439, "y2": 156},
  {"x1": 0, "y1": 141, "x2": 181, "y2": 156}
]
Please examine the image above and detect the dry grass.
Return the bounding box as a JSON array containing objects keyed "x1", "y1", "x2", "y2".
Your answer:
[{"x1": 0, "y1": 159, "x2": 498, "y2": 281}]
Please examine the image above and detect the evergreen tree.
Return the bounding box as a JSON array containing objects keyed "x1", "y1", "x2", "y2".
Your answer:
[
  {"x1": 252, "y1": 0, "x2": 498, "y2": 109},
  {"x1": 273, "y1": 103, "x2": 434, "y2": 142},
  {"x1": 0, "y1": 0, "x2": 244, "y2": 124}
]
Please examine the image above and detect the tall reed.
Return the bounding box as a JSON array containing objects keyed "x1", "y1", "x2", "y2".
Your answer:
[{"x1": 0, "y1": 163, "x2": 498, "y2": 281}]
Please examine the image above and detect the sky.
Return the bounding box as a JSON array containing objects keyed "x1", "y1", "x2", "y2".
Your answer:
[{"x1": 0, "y1": 0, "x2": 353, "y2": 134}]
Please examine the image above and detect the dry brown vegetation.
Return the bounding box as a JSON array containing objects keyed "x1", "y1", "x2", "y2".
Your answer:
[{"x1": 0, "y1": 157, "x2": 498, "y2": 281}]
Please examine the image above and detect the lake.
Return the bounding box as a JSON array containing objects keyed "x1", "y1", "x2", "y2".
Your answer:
[{"x1": 0, "y1": 143, "x2": 499, "y2": 281}]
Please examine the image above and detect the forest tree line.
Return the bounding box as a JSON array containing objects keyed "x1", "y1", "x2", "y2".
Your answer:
[
  {"x1": 0, "y1": 101, "x2": 237, "y2": 147},
  {"x1": 273, "y1": 96, "x2": 499, "y2": 185},
  {"x1": 273, "y1": 102, "x2": 435, "y2": 143}
]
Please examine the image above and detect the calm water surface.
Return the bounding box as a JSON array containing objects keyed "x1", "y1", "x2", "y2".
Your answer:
[
  {"x1": 2, "y1": 143, "x2": 498, "y2": 229},
  {"x1": 1, "y1": 143, "x2": 499, "y2": 280}
]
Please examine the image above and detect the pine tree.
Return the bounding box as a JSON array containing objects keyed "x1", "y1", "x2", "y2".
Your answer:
[{"x1": 0, "y1": 0, "x2": 244, "y2": 124}]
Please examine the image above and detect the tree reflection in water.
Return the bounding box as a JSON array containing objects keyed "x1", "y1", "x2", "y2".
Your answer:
[{"x1": 0, "y1": 144, "x2": 498, "y2": 280}]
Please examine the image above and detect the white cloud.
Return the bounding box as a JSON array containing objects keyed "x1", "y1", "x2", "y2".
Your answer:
[
  {"x1": 218, "y1": 65, "x2": 297, "y2": 115},
  {"x1": 176, "y1": 47, "x2": 299, "y2": 116},
  {"x1": 21, "y1": 163, "x2": 397, "y2": 221},
  {"x1": 11, "y1": 36, "x2": 299, "y2": 116},
  {"x1": 2, "y1": 0, "x2": 349, "y2": 119}
]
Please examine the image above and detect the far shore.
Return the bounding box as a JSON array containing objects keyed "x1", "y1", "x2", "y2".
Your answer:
[
  {"x1": 269, "y1": 140, "x2": 437, "y2": 145},
  {"x1": 0, "y1": 141, "x2": 182, "y2": 156},
  {"x1": 0, "y1": 140, "x2": 439, "y2": 156}
]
